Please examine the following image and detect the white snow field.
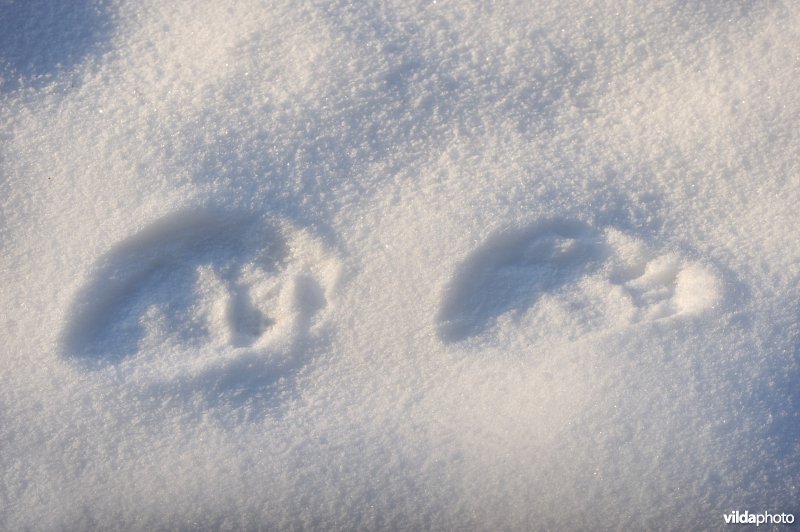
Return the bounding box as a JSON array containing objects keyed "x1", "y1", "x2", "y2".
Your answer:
[{"x1": 1, "y1": 0, "x2": 799, "y2": 529}]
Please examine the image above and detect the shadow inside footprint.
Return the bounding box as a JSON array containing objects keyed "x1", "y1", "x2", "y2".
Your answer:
[
  {"x1": 62, "y1": 209, "x2": 287, "y2": 366},
  {"x1": 437, "y1": 219, "x2": 607, "y2": 343},
  {"x1": 227, "y1": 286, "x2": 273, "y2": 348}
]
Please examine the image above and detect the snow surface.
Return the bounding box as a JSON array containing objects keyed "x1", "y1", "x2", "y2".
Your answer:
[{"x1": 1, "y1": 0, "x2": 799, "y2": 530}]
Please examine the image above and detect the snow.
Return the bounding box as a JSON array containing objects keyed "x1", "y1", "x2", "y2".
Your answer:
[{"x1": 1, "y1": 0, "x2": 799, "y2": 529}]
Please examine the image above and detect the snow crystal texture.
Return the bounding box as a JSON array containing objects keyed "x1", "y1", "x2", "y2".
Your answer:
[{"x1": 1, "y1": 0, "x2": 799, "y2": 530}]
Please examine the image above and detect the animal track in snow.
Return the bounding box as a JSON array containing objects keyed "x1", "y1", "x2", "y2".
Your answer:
[
  {"x1": 605, "y1": 229, "x2": 722, "y2": 323},
  {"x1": 437, "y1": 220, "x2": 607, "y2": 342},
  {"x1": 62, "y1": 209, "x2": 340, "y2": 399},
  {"x1": 437, "y1": 220, "x2": 721, "y2": 344}
]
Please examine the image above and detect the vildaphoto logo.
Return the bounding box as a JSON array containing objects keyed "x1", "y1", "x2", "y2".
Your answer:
[{"x1": 723, "y1": 510, "x2": 795, "y2": 526}]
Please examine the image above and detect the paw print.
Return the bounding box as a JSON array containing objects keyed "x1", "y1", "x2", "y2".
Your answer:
[
  {"x1": 61, "y1": 209, "x2": 341, "y2": 403},
  {"x1": 437, "y1": 221, "x2": 722, "y2": 345}
]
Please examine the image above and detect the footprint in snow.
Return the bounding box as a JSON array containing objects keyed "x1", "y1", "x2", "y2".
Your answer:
[
  {"x1": 437, "y1": 220, "x2": 721, "y2": 344},
  {"x1": 61, "y1": 209, "x2": 340, "y2": 402},
  {"x1": 437, "y1": 219, "x2": 607, "y2": 342}
]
